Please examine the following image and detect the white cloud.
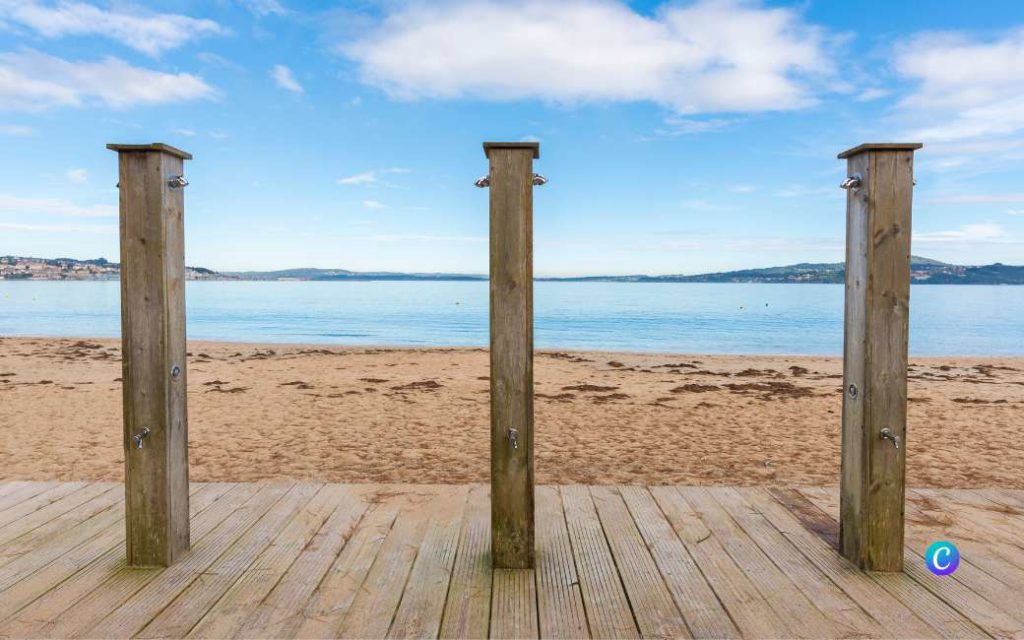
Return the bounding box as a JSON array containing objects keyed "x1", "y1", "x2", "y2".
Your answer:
[
  {"x1": 0, "y1": 123, "x2": 34, "y2": 135},
  {"x1": 173, "y1": 128, "x2": 196, "y2": 137},
  {"x1": 237, "y1": 0, "x2": 286, "y2": 17},
  {"x1": 894, "y1": 29, "x2": 1024, "y2": 142},
  {"x1": 340, "y1": 0, "x2": 831, "y2": 113},
  {"x1": 658, "y1": 115, "x2": 737, "y2": 135},
  {"x1": 0, "y1": 193, "x2": 115, "y2": 217},
  {"x1": 338, "y1": 168, "x2": 410, "y2": 186},
  {"x1": 855, "y1": 87, "x2": 889, "y2": 102},
  {"x1": 1009, "y1": 209, "x2": 1024, "y2": 216},
  {"x1": 339, "y1": 171, "x2": 376, "y2": 185},
  {"x1": 361, "y1": 199, "x2": 386, "y2": 210},
  {"x1": 66, "y1": 168, "x2": 87, "y2": 183},
  {"x1": 270, "y1": 64, "x2": 303, "y2": 93},
  {"x1": 0, "y1": 50, "x2": 216, "y2": 110},
  {"x1": 0, "y1": 1, "x2": 225, "y2": 56},
  {"x1": 914, "y1": 223, "x2": 1008, "y2": 244}
]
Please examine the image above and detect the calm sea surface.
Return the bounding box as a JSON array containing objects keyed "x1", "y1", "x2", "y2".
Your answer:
[{"x1": 0, "y1": 281, "x2": 1021, "y2": 355}]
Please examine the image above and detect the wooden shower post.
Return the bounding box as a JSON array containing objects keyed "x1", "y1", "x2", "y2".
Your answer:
[
  {"x1": 838, "y1": 142, "x2": 922, "y2": 572},
  {"x1": 485, "y1": 141, "x2": 539, "y2": 569},
  {"x1": 108, "y1": 143, "x2": 192, "y2": 567}
]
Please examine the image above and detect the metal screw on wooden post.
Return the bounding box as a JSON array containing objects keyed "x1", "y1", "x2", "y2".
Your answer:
[
  {"x1": 108, "y1": 142, "x2": 192, "y2": 568},
  {"x1": 483, "y1": 141, "x2": 540, "y2": 570},
  {"x1": 837, "y1": 142, "x2": 922, "y2": 572}
]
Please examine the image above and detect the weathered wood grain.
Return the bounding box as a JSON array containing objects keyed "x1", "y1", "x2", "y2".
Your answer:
[
  {"x1": 798, "y1": 487, "x2": 988, "y2": 639},
  {"x1": 591, "y1": 486, "x2": 689, "y2": 638},
  {"x1": 72, "y1": 483, "x2": 291, "y2": 639},
  {"x1": 534, "y1": 486, "x2": 588, "y2": 639},
  {"x1": 0, "y1": 484, "x2": 221, "y2": 631},
  {"x1": 839, "y1": 142, "x2": 920, "y2": 572},
  {"x1": 0, "y1": 481, "x2": 1019, "y2": 640},
  {"x1": 619, "y1": 486, "x2": 739, "y2": 639},
  {"x1": 110, "y1": 143, "x2": 191, "y2": 567},
  {"x1": 439, "y1": 485, "x2": 493, "y2": 639},
  {"x1": 139, "y1": 484, "x2": 333, "y2": 638},
  {"x1": 490, "y1": 569, "x2": 538, "y2": 639},
  {"x1": 561, "y1": 485, "x2": 638, "y2": 639},
  {"x1": 487, "y1": 142, "x2": 538, "y2": 569},
  {"x1": 650, "y1": 486, "x2": 791, "y2": 638},
  {"x1": 747, "y1": 487, "x2": 938, "y2": 639}
]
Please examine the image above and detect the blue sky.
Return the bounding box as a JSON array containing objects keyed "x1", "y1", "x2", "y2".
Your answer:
[{"x1": 1, "y1": 0, "x2": 1023, "y2": 276}]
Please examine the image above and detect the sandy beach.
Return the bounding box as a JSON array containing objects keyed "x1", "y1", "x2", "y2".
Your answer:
[{"x1": 0, "y1": 336, "x2": 1022, "y2": 488}]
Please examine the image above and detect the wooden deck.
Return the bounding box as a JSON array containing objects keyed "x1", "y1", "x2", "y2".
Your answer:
[{"x1": 0, "y1": 482, "x2": 1022, "y2": 638}]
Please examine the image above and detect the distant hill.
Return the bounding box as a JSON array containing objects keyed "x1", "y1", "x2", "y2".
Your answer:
[
  {"x1": 549, "y1": 256, "x2": 1024, "y2": 284},
  {"x1": 3, "y1": 255, "x2": 1023, "y2": 284},
  {"x1": 0, "y1": 256, "x2": 218, "y2": 281}
]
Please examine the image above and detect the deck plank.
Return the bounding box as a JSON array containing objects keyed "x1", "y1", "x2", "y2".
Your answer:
[
  {"x1": 591, "y1": 486, "x2": 689, "y2": 638},
  {"x1": 221, "y1": 486, "x2": 371, "y2": 639},
  {"x1": 795, "y1": 488, "x2": 988, "y2": 639},
  {"x1": 979, "y1": 489, "x2": 1024, "y2": 513},
  {"x1": 650, "y1": 486, "x2": 791, "y2": 639},
  {"x1": 0, "y1": 482, "x2": 34, "y2": 500},
  {"x1": 801, "y1": 487, "x2": 1024, "y2": 638},
  {"x1": 618, "y1": 486, "x2": 738, "y2": 639},
  {"x1": 336, "y1": 486, "x2": 462, "y2": 640},
  {"x1": 439, "y1": 485, "x2": 493, "y2": 640},
  {"x1": 534, "y1": 485, "x2": 588, "y2": 639},
  {"x1": 0, "y1": 484, "x2": 242, "y2": 638},
  {"x1": 0, "y1": 484, "x2": 219, "y2": 626},
  {"x1": 561, "y1": 485, "x2": 639, "y2": 639},
  {"x1": 0, "y1": 487, "x2": 122, "y2": 591},
  {"x1": 709, "y1": 487, "x2": 886, "y2": 638},
  {"x1": 916, "y1": 488, "x2": 1024, "y2": 551},
  {"x1": 490, "y1": 569, "x2": 538, "y2": 639},
  {"x1": 0, "y1": 482, "x2": 87, "y2": 529},
  {"x1": 681, "y1": 487, "x2": 838, "y2": 639},
  {"x1": 744, "y1": 487, "x2": 939, "y2": 639},
  {"x1": 386, "y1": 486, "x2": 468, "y2": 639},
  {"x1": 903, "y1": 490, "x2": 1024, "y2": 608},
  {"x1": 0, "y1": 484, "x2": 55, "y2": 514},
  {"x1": 0, "y1": 481, "x2": 1021, "y2": 640},
  {"x1": 0, "y1": 484, "x2": 120, "y2": 566},
  {"x1": 62, "y1": 483, "x2": 292, "y2": 639},
  {"x1": 290, "y1": 496, "x2": 401, "y2": 639},
  {"x1": 904, "y1": 488, "x2": 1024, "y2": 578},
  {"x1": 137, "y1": 483, "x2": 328, "y2": 638}
]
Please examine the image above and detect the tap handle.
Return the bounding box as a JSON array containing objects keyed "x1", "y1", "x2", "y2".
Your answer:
[{"x1": 879, "y1": 427, "x2": 900, "y2": 450}]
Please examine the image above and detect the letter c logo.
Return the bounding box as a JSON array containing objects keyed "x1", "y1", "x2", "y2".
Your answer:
[{"x1": 925, "y1": 541, "x2": 960, "y2": 575}]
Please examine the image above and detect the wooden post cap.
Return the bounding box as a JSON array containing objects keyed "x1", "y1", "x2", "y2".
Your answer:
[
  {"x1": 837, "y1": 143, "x2": 922, "y2": 159},
  {"x1": 107, "y1": 143, "x2": 192, "y2": 160},
  {"x1": 483, "y1": 142, "x2": 540, "y2": 159}
]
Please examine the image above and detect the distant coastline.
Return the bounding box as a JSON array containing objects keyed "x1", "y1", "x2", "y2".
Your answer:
[{"x1": 3, "y1": 255, "x2": 1023, "y2": 285}]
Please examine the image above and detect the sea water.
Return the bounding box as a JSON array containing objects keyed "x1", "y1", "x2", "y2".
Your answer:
[{"x1": 0, "y1": 280, "x2": 1021, "y2": 356}]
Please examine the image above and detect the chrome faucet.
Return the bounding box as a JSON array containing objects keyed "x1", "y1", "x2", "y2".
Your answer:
[
  {"x1": 133, "y1": 427, "x2": 151, "y2": 450},
  {"x1": 507, "y1": 427, "x2": 519, "y2": 450},
  {"x1": 879, "y1": 427, "x2": 900, "y2": 450}
]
